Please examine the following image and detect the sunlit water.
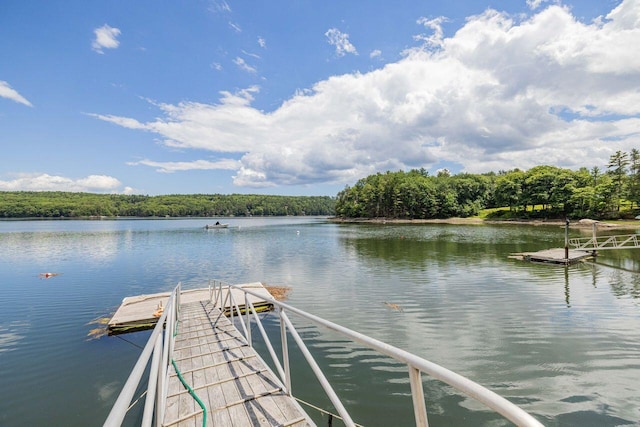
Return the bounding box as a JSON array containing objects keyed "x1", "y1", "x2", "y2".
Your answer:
[{"x1": 1, "y1": 217, "x2": 639, "y2": 426}]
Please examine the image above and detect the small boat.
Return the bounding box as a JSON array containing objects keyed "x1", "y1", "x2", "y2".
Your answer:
[{"x1": 204, "y1": 223, "x2": 229, "y2": 229}]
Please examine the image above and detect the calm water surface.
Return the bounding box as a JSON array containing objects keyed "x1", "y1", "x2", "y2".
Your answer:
[{"x1": 1, "y1": 217, "x2": 639, "y2": 426}]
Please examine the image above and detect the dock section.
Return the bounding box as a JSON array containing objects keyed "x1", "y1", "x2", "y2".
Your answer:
[
  {"x1": 108, "y1": 282, "x2": 273, "y2": 334},
  {"x1": 510, "y1": 248, "x2": 594, "y2": 265},
  {"x1": 164, "y1": 300, "x2": 312, "y2": 426}
]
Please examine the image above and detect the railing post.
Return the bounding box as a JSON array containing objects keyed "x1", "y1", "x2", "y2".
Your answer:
[
  {"x1": 156, "y1": 331, "x2": 166, "y2": 427},
  {"x1": 409, "y1": 366, "x2": 429, "y2": 427},
  {"x1": 176, "y1": 282, "x2": 181, "y2": 315},
  {"x1": 245, "y1": 292, "x2": 252, "y2": 346},
  {"x1": 230, "y1": 289, "x2": 234, "y2": 324},
  {"x1": 280, "y1": 312, "x2": 355, "y2": 427},
  {"x1": 158, "y1": 298, "x2": 172, "y2": 426},
  {"x1": 141, "y1": 334, "x2": 162, "y2": 427},
  {"x1": 279, "y1": 307, "x2": 291, "y2": 395},
  {"x1": 564, "y1": 218, "x2": 569, "y2": 260}
]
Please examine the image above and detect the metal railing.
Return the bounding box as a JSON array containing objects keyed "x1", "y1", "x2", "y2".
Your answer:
[
  {"x1": 210, "y1": 280, "x2": 544, "y2": 427},
  {"x1": 103, "y1": 283, "x2": 181, "y2": 427},
  {"x1": 569, "y1": 234, "x2": 640, "y2": 250}
]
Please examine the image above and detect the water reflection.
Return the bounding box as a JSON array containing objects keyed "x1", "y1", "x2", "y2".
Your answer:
[
  {"x1": 0, "y1": 321, "x2": 28, "y2": 354},
  {"x1": 332, "y1": 223, "x2": 640, "y2": 426},
  {"x1": 1, "y1": 219, "x2": 639, "y2": 426},
  {"x1": 1, "y1": 231, "x2": 121, "y2": 264}
]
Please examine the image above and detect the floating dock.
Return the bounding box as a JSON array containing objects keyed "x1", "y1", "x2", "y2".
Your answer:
[
  {"x1": 108, "y1": 282, "x2": 274, "y2": 334},
  {"x1": 510, "y1": 248, "x2": 594, "y2": 265}
]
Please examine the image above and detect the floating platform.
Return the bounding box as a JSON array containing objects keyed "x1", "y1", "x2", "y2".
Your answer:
[
  {"x1": 510, "y1": 248, "x2": 594, "y2": 265},
  {"x1": 108, "y1": 282, "x2": 274, "y2": 334}
]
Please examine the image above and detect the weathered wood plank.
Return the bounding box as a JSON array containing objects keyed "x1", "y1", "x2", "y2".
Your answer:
[{"x1": 162, "y1": 299, "x2": 313, "y2": 427}]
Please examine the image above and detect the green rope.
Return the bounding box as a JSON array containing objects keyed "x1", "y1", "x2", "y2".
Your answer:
[
  {"x1": 171, "y1": 359, "x2": 207, "y2": 427},
  {"x1": 170, "y1": 306, "x2": 207, "y2": 427}
]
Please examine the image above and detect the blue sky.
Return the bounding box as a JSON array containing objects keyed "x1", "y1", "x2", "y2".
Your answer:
[{"x1": 1, "y1": 0, "x2": 636, "y2": 196}]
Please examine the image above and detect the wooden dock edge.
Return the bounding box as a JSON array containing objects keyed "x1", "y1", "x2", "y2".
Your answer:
[
  {"x1": 510, "y1": 248, "x2": 594, "y2": 265},
  {"x1": 108, "y1": 282, "x2": 274, "y2": 335}
]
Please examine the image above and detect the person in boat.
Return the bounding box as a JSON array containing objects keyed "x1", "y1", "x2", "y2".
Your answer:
[{"x1": 215, "y1": 221, "x2": 220, "y2": 225}]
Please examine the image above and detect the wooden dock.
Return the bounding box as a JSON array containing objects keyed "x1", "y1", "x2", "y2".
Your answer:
[
  {"x1": 510, "y1": 248, "x2": 594, "y2": 265},
  {"x1": 108, "y1": 283, "x2": 274, "y2": 334},
  {"x1": 164, "y1": 300, "x2": 313, "y2": 427},
  {"x1": 105, "y1": 281, "x2": 545, "y2": 427}
]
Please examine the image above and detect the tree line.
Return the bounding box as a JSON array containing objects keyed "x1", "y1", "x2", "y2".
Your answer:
[
  {"x1": 0, "y1": 192, "x2": 336, "y2": 218},
  {"x1": 335, "y1": 149, "x2": 640, "y2": 220}
]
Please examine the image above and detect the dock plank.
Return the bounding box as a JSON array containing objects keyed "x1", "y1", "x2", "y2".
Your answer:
[
  {"x1": 202, "y1": 356, "x2": 230, "y2": 427},
  {"x1": 162, "y1": 299, "x2": 313, "y2": 427}
]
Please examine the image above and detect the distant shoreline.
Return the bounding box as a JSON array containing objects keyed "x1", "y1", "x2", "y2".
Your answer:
[{"x1": 329, "y1": 217, "x2": 640, "y2": 230}]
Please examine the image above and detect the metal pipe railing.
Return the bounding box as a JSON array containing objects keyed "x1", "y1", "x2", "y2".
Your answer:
[
  {"x1": 226, "y1": 283, "x2": 544, "y2": 427},
  {"x1": 569, "y1": 233, "x2": 640, "y2": 250},
  {"x1": 247, "y1": 300, "x2": 288, "y2": 386},
  {"x1": 279, "y1": 309, "x2": 356, "y2": 427},
  {"x1": 103, "y1": 284, "x2": 180, "y2": 427},
  {"x1": 141, "y1": 334, "x2": 162, "y2": 425}
]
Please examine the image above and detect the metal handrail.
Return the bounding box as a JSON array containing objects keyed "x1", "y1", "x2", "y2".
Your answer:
[
  {"x1": 213, "y1": 281, "x2": 543, "y2": 427},
  {"x1": 103, "y1": 283, "x2": 181, "y2": 427},
  {"x1": 569, "y1": 233, "x2": 640, "y2": 250}
]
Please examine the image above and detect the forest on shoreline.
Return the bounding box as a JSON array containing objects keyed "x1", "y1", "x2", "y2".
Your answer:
[
  {"x1": 0, "y1": 192, "x2": 335, "y2": 218},
  {"x1": 335, "y1": 150, "x2": 640, "y2": 221},
  {"x1": 3, "y1": 150, "x2": 640, "y2": 221}
]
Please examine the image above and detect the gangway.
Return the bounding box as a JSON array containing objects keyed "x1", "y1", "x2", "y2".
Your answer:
[
  {"x1": 104, "y1": 280, "x2": 544, "y2": 427},
  {"x1": 569, "y1": 234, "x2": 640, "y2": 251}
]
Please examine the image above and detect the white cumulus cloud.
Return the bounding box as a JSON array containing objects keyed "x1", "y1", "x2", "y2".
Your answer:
[
  {"x1": 93, "y1": 0, "x2": 640, "y2": 188},
  {"x1": 527, "y1": 0, "x2": 555, "y2": 10},
  {"x1": 127, "y1": 159, "x2": 241, "y2": 173},
  {"x1": 0, "y1": 81, "x2": 32, "y2": 106},
  {"x1": 0, "y1": 173, "x2": 125, "y2": 192},
  {"x1": 414, "y1": 16, "x2": 449, "y2": 50},
  {"x1": 92, "y1": 24, "x2": 121, "y2": 54},
  {"x1": 325, "y1": 28, "x2": 358, "y2": 57}
]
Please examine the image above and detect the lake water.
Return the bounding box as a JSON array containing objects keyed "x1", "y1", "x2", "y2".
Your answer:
[{"x1": 1, "y1": 217, "x2": 639, "y2": 426}]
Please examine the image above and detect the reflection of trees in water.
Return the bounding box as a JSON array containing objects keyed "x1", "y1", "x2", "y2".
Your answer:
[
  {"x1": 338, "y1": 226, "x2": 544, "y2": 266},
  {"x1": 338, "y1": 224, "x2": 640, "y2": 305},
  {"x1": 586, "y1": 248, "x2": 640, "y2": 300},
  {"x1": 562, "y1": 260, "x2": 640, "y2": 306},
  {"x1": 606, "y1": 268, "x2": 640, "y2": 300}
]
